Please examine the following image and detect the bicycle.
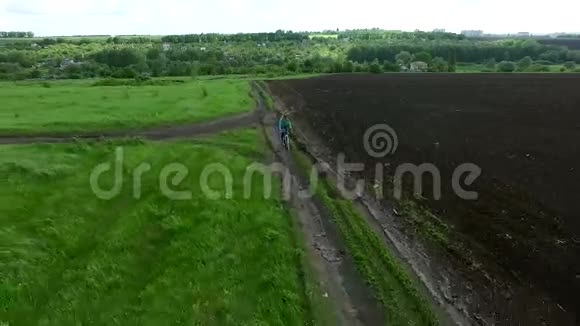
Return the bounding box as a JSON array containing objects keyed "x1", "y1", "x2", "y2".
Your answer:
[{"x1": 281, "y1": 130, "x2": 290, "y2": 151}]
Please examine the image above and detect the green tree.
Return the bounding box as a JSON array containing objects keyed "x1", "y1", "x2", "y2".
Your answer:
[
  {"x1": 395, "y1": 51, "x2": 412, "y2": 66},
  {"x1": 503, "y1": 51, "x2": 511, "y2": 61},
  {"x1": 414, "y1": 51, "x2": 432, "y2": 63},
  {"x1": 342, "y1": 61, "x2": 354, "y2": 72},
  {"x1": 484, "y1": 58, "x2": 497, "y2": 69},
  {"x1": 93, "y1": 48, "x2": 145, "y2": 68},
  {"x1": 447, "y1": 51, "x2": 457, "y2": 72},
  {"x1": 331, "y1": 61, "x2": 344, "y2": 73},
  {"x1": 429, "y1": 57, "x2": 448, "y2": 72},
  {"x1": 382, "y1": 60, "x2": 399, "y2": 72},
  {"x1": 563, "y1": 61, "x2": 576, "y2": 71},
  {"x1": 368, "y1": 59, "x2": 382, "y2": 73},
  {"x1": 497, "y1": 61, "x2": 516, "y2": 72},
  {"x1": 29, "y1": 69, "x2": 42, "y2": 78},
  {"x1": 539, "y1": 50, "x2": 563, "y2": 63},
  {"x1": 286, "y1": 60, "x2": 299, "y2": 72},
  {"x1": 517, "y1": 56, "x2": 533, "y2": 71}
]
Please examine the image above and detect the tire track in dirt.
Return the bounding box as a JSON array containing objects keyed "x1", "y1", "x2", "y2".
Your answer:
[
  {"x1": 0, "y1": 111, "x2": 258, "y2": 145},
  {"x1": 259, "y1": 103, "x2": 387, "y2": 326}
]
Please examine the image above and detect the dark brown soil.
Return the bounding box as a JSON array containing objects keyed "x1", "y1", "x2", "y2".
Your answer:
[{"x1": 268, "y1": 73, "x2": 580, "y2": 325}]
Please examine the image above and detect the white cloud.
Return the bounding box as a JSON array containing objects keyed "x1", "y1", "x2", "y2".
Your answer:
[{"x1": 0, "y1": 0, "x2": 578, "y2": 36}]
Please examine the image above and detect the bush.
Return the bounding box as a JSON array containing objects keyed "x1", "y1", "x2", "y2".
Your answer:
[
  {"x1": 497, "y1": 61, "x2": 516, "y2": 72},
  {"x1": 368, "y1": 60, "x2": 382, "y2": 73},
  {"x1": 413, "y1": 51, "x2": 432, "y2": 64},
  {"x1": 382, "y1": 60, "x2": 399, "y2": 72},
  {"x1": 484, "y1": 58, "x2": 496, "y2": 69},
  {"x1": 563, "y1": 61, "x2": 577, "y2": 71},
  {"x1": 92, "y1": 78, "x2": 184, "y2": 87},
  {"x1": 28, "y1": 69, "x2": 42, "y2": 79},
  {"x1": 0, "y1": 62, "x2": 21, "y2": 74},
  {"x1": 429, "y1": 57, "x2": 448, "y2": 72},
  {"x1": 517, "y1": 56, "x2": 533, "y2": 71},
  {"x1": 112, "y1": 67, "x2": 138, "y2": 79},
  {"x1": 342, "y1": 61, "x2": 354, "y2": 73},
  {"x1": 525, "y1": 64, "x2": 550, "y2": 72}
]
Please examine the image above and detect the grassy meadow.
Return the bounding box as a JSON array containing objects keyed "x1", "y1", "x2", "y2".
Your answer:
[
  {"x1": 0, "y1": 129, "x2": 316, "y2": 325},
  {"x1": 0, "y1": 79, "x2": 253, "y2": 135}
]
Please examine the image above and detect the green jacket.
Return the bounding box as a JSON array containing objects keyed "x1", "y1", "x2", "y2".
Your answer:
[{"x1": 278, "y1": 117, "x2": 292, "y2": 131}]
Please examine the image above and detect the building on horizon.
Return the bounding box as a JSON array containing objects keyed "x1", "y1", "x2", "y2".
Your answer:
[{"x1": 461, "y1": 30, "x2": 484, "y2": 37}]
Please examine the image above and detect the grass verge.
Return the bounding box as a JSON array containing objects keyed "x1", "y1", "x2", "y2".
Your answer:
[
  {"x1": 292, "y1": 149, "x2": 439, "y2": 326},
  {"x1": 0, "y1": 79, "x2": 253, "y2": 135},
  {"x1": 0, "y1": 129, "x2": 315, "y2": 325}
]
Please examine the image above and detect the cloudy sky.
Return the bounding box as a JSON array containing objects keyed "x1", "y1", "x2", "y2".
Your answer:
[{"x1": 0, "y1": 0, "x2": 578, "y2": 36}]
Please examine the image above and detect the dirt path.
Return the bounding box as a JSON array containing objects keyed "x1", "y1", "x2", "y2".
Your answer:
[
  {"x1": 259, "y1": 107, "x2": 387, "y2": 326},
  {"x1": 0, "y1": 111, "x2": 257, "y2": 145}
]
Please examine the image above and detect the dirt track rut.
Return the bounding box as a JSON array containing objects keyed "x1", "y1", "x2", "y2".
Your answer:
[{"x1": 0, "y1": 111, "x2": 257, "y2": 145}]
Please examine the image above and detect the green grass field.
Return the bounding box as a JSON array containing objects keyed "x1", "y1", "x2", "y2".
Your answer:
[
  {"x1": 0, "y1": 129, "x2": 316, "y2": 325},
  {"x1": 0, "y1": 79, "x2": 253, "y2": 135}
]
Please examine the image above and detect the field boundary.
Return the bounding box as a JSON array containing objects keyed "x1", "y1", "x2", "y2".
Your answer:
[
  {"x1": 253, "y1": 82, "x2": 389, "y2": 325},
  {"x1": 255, "y1": 82, "x2": 473, "y2": 325},
  {"x1": 260, "y1": 81, "x2": 475, "y2": 325}
]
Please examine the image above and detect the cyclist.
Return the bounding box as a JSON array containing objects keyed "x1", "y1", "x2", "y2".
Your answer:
[{"x1": 278, "y1": 113, "x2": 292, "y2": 146}]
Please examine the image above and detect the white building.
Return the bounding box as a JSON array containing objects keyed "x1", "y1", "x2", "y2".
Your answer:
[{"x1": 461, "y1": 30, "x2": 484, "y2": 37}]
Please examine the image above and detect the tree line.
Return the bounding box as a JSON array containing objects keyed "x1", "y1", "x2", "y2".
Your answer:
[
  {"x1": 1, "y1": 30, "x2": 580, "y2": 80},
  {"x1": 0, "y1": 31, "x2": 34, "y2": 38},
  {"x1": 161, "y1": 30, "x2": 308, "y2": 43}
]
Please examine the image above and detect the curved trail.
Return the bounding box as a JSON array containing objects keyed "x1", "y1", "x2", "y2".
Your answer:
[
  {"x1": 0, "y1": 83, "x2": 412, "y2": 326},
  {"x1": 0, "y1": 111, "x2": 257, "y2": 145}
]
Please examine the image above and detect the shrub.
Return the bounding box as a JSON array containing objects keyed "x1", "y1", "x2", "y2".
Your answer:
[
  {"x1": 563, "y1": 61, "x2": 577, "y2": 71},
  {"x1": 484, "y1": 58, "x2": 496, "y2": 69},
  {"x1": 382, "y1": 60, "x2": 399, "y2": 72},
  {"x1": 517, "y1": 56, "x2": 533, "y2": 71},
  {"x1": 429, "y1": 57, "x2": 448, "y2": 72},
  {"x1": 497, "y1": 61, "x2": 516, "y2": 72},
  {"x1": 368, "y1": 60, "x2": 382, "y2": 74},
  {"x1": 525, "y1": 64, "x2": 550, "y2": 72}
]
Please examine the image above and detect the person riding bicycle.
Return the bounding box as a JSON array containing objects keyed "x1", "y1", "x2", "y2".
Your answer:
[{"x1": 278, "y1": 113, "x2": 292, "y2": 145}]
